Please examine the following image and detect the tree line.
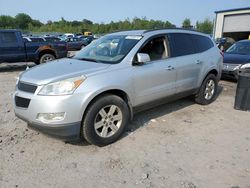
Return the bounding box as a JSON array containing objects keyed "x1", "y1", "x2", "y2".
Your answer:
[{"x1": 0, "y1": 13, "x2": 213, "y2": 34}]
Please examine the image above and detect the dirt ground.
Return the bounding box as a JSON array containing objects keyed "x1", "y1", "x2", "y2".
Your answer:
[{"x1": 0, "y1": 63, "x2": 250, "y2": 188}]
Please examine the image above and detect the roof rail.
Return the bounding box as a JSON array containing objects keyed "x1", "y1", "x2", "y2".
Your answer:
[{"x1": 143, "y1": 27, "x2": 197, "y2": 34}]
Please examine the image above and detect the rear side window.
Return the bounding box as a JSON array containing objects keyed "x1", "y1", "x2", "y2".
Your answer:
[
  {"x1": 192, "y1": 34, "x2": 214, "y2": 53},
  {"x1": 168, "y1": 33, "x2": 195, "y2": 57},
  {"x1": 0, "y1": 32, "x2": 18, "y2": 43}
]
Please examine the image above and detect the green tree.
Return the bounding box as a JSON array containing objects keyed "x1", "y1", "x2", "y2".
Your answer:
[
  {"x1": 196, "y1": 18, "x2": 213, "y2": 34},
  {"x1": 182, "y1": 18, "x2": 192, "y2": 28},
  {"x1": 15, "y1": 13, "x2": 33, "y2": 29},
  {"x1": 0, "y1": 15, "x2": 15, "y2": 28},
  {"x1": 0, "y1": 14, "x2": 175, "y2": 34}
]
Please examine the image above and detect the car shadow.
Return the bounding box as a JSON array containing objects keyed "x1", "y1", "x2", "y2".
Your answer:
[
  {"x1": 124, "y1": 85, "x2": 223, "y2": 135},
  {"x1": 221, "y1": 76, "x2": 237, "y2": 83},
  {"x1": 0, "y1": 62, "x2": 36, "y2": 72}
]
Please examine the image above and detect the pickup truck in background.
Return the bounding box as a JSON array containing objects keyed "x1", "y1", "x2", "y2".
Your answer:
[{"x1": 0, "y1": 30, "x2": 68, "y2": 64}]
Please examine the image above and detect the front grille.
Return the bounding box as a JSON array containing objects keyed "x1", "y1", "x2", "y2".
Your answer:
[
  {"x1": 15, "y1": 96, "x2": 31, "y2": 108},
  {"x1": 18, "y1": 82, "x2": 37, "y2": 93}
]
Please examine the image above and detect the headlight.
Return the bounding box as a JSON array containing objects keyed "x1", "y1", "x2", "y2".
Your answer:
[
  {"x1": 38, "y1": 76, "x2": 85, "y2": 96},
  {"x1": 241, "y1": 63, "x2": 250, "y2": 69},
  {"x1": 233, "y1": 64, "x2": 242, "y2": 71}
]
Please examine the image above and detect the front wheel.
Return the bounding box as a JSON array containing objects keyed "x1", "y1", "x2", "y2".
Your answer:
[
  {"x1": 39, "y1": 54, "x2": 55, "y2": 64},
  {"x1": 82, "y1": 95, "x2": 130, "y2": 146},
  {"x1": 195, "y1": 74, "x2": 218, "y2": 105}
]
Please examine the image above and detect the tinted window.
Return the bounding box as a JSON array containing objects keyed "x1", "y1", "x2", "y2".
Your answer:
[
  {"x1": 168, "y1": 33, "x2": 195, "y2": 57},
  {"x1": 0, "y1": 32, "x2": 18, "y2": 43},
  {"x1": 192, "y1": 34, "x2": 214, "y2": 53},
  {"x1": 139, "y1": 36, "x2": 168, "y2": 61},
  {"x1": 226, "y1": 41, "x2": 250, "y2": 55}
]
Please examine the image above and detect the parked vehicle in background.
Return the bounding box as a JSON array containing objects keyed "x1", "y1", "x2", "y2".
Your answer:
[
  {"x1": 75, "y1": 33, "x2": 83, "y2": 37},
  {"x1": 23, "y1": 37, "x2": 45, "y2": 42},
  {"x1": 44, "y1": 36, "x2": 61, "y2": 42},
  {"x1": 222, "y1": 40, "x2": 250, "y2": 79},
  {"x1": 216, "y1": 37, "x2": 235, "y2": 51},
  {"x1": 78, "y1": 35, "x2": 94, "y2": 45},
  {"x1": 83, "y1": 31, "x2": 92, "y2": 36},
  {"x1": 63, "y1": 33, "x2": 74, "y2": 38},
  {"x1": 0, "y1": 30, "x2": 68, "y2": 64},
  {"x1": 66, "y1": 37, "x2": 88, "y2": 50},
  {"x1": 14, "y1": 29, "x2": 222, "y2": 146}
]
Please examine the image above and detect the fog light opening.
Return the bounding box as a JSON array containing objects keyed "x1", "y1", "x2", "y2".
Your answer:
[{"x1": 37, "y1": 112, "x2": 65, "y2": 123}]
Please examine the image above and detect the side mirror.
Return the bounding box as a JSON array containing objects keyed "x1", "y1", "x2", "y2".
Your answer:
[{"x1": 136, "y1": 53, "x2": 150, "y2": 64}]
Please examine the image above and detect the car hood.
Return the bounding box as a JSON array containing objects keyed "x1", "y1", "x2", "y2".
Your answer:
[
  {"x1": 223, "y1": 53, "x2": 250, "y2": 64},
  {"x1": 19, "y1": 58, "x2": 111, "y2": 85}
]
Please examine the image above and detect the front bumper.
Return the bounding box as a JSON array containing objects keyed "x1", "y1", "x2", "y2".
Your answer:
[
  {"x1": 16, "y1": 113, "x2": 81, "y2": 140},
  {"x1": 13, "y1": 84, "x2": 90, "y2": 141},
  {"x1": 222, "y1": 63, "x2": 240, "y2": 79}
]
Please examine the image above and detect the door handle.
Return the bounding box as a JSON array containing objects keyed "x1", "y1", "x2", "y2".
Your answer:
[
  {"x1": 196, "y1": 60, "x2": 203, "y2": 64},
  {"x1": 165, "y1": 66, "x2": 175, "y2": 71}
]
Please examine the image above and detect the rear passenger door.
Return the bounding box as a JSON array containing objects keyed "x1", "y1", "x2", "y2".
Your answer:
[
  {"x1": 0, "y1": 31, "x2": 26, "y2": 62},
  {"x1": 168, "y1": 33, "x2": 202, "y2": 93}
]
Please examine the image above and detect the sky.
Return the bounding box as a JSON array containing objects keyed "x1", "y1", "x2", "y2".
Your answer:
[{"x1": 0, "y1": 0, "x2": 249, "y2": 26}]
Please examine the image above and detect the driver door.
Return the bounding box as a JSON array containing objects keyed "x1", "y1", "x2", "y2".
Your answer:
[{"x1": 132, "y1": 36, "x2": 176, "y2": 106}]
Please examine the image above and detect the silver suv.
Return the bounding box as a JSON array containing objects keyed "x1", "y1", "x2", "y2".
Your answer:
[{"x1": 14, "y1": 29, "x2": 223, "y2": 146}]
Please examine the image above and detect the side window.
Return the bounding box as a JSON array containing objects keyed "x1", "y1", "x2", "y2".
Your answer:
[
  {"x1": 192, "y1": 34, "x2": 214, "y2": 53},
  {"x1": 139, "y1": 36, "x2": 168, "y2": 61},
  {"x1": 168, "y1": 33, "x2": 196, "y2": 57},
  {"x1": 0, "y1": 32, "x2": 18, "y2": 43}
]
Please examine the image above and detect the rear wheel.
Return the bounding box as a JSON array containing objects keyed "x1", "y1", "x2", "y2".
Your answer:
[
  {"x1": 39, "y1": 54, "x2": 55, "y2": 64},
  {"x1": 82, "y1": 95, "x2": 129, "y2": 146},
  {"x1": 195, "y1": 74, "x2": 218, "y2": 105}
]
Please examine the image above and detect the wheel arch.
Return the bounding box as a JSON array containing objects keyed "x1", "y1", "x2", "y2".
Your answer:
[
  {"x1": 199, "y1": 68, "x2": 219, "y2": 87},
  {"x1": 39, "y1": 49, "x2": 56, "y2": 59},
  {"x1": 82, "y1": 89, "x2": 134, "y2": 122}
]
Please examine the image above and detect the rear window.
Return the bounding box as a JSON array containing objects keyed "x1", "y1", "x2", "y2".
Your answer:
[
  {"x1": 168, "y1": 33, "x2": 196, "y2": 57},
  {"x1": 168, "y1": 33, "x2": 214, "y2": 57},
  {"x1": 0, "y1": 32, "x2": 18, "y2": 43},
  {"x1": 192, "y1": 34, "x2": 214, "y2": 53}
]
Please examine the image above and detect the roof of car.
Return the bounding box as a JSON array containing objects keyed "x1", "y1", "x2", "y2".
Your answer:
[
  {"x1": 237, "y1": 39, "x2": 250, "y2": 43},
  {"x1": 109, "y1": 30, "x2": 146, "y2": 36},
  {"x1": 109, "y1": 28, "x2": 207, "y2": 37}
]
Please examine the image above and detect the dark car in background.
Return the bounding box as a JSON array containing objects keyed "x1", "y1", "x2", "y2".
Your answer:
[
  {"x1": 23, "y1": 37, "x2": 45, "y2": 42},
  {"x1": 216, "y1": 37, "x2": 235, "y2": 52},
  {"x1": 44, "y1": 36, "x2": 61, "y2": 42},
  {"x1": 0, "y1": 30, "x2": 68, "y2": 64},
  {"x1": 66, "y1": 37, "x2": 88, "y2": 50},
  {"x1": 78, "y1": 35, "x2": 94, "y2": 45},
  {"x1": 222, "y1": 40, "x2": 250, "y2": 79}
]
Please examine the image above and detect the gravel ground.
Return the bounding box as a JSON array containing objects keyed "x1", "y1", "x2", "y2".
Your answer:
[{"x1": 0, "y1": 63, "x2": 250, "y2": 188}]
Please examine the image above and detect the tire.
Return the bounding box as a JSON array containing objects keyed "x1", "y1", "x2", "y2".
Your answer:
[
  {"x1": 39, "y1": 54, "x2": 55, "y2": 64},
  {"x1": 195, "y1": 74, "x2": 218, "y2": 105},
  {"x1": 82, "y1": 94, "x2": 130, "y2": 146}
]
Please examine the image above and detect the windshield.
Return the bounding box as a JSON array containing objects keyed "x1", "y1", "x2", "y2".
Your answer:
[
  {"x1": 73, "y1": 35, "x2": 142, "y2": 64},
  {"x1": 226, "y1": 42, "x2": 250, "y2": 55}
]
